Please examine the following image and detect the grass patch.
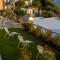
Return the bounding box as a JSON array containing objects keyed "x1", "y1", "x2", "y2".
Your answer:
[
  {"x1": 0, "y1": 29, "x2": 20, "y2": 60},
  {"x1": 0, "y1": 28, "x2": 38, "y2": 60},
  {"x1": 0, "y1": 28, "x2": 59, "y2": 60}
]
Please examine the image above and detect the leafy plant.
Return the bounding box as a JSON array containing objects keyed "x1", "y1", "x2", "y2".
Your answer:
[
  {"x1": 34, "y1": 26, "x2": 44, "y2": 37},
  {"x1": 54, "y1": 35, "x2": 60, "y2": 46}
]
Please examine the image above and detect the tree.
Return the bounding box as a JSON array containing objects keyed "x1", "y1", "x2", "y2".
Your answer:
[
  {"x1": 32, "y1": 0, "x2": 42, "y2": 9},
  {"x1": 14, "y1": 8, "x2": 26, "y2": 16},
  {"x1": 14, "y1": 0, "x2": 60, "y2": 17},
  {"x1": 14, "y1": 0, "x2": 26, "y2": 16},
  {"x1": 40, "y1": 0, "x2": 59, "y2": 17},
  {"x1": 32, "y1": 0, "x2": 60, "y2": 17},
  {"x1": 15, "y1": 0, "x2": 25, "y2": 7}
]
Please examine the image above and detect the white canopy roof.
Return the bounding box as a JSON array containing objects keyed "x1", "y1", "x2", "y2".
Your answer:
[{"x1": 33, "y1": 17, "x2": 60, "y2": 34}]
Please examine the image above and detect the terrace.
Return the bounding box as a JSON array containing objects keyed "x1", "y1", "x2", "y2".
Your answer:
[
  {"x1": 0, "y1": 17, "x2": 41, "y2": 60},
  {"x1": 0, "y1": 16, "x2": 60, "y2": 60}
]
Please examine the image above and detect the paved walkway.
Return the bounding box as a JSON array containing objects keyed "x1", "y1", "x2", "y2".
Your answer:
[
  {"x1": 0, "y1": 17, "x2": 20, "y2": 29},
  {"x1": 0, "y1": 55, "x2": 2, "y2": 60}
]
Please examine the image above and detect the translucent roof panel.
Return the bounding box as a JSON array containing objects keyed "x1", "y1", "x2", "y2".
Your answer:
[{"x1": 33, "y1": 17, "x2": 60, "y2": 34}]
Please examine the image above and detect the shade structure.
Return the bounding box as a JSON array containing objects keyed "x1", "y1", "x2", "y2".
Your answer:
[{"x1": 33, "y1": 17, "x2": 60, "y2": 34}]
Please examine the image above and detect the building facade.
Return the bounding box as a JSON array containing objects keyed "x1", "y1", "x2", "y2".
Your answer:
[
  {"x1": 0, "y1": 0, "x2": 4, "y2": 11},
  {"x1": 0, "y1": 0, "x2": 18, "y2": 11}
]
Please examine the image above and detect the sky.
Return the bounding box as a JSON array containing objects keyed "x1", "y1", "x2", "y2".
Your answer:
[{"x1": 54, "y1": 0, "x2": 60, "y2": 6}]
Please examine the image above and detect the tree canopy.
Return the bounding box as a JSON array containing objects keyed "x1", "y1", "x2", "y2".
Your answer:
[
  {"x1": 14, "y1": 0, "x2": 60, "y2": 17},
  {"x1": 14, "y1": 0, "x2": 26, "y2": 16},
  {"x1": 32, "y1": 0, "x2": 42, "y2": 9},
  {"x1": 32, "y1": 0, "x2": 60, "y2": 17}
]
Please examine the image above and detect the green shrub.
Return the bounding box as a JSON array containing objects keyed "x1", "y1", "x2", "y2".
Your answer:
[
  {"x1": 37, "y1": 46, "x2": 56, "y2": 60},
  {"x1": 41, "y1": 10, "x2": 57, "y2": 18},
  {"x1": 28, "y1": 24, "x2": 35, "y2": 33},
  {"x1": 19, "y1": 46, "x2": 31, "y2": 60},
  {"x1": 34, "y1": 26, "x2": 44, "y2": 37},
  {"x1": 23, "y1": 23, "x2": 35, "y2": 33},
  {"x1": 54, "y1": 35, "x2": 60, "y2": 46},
  {"x1": 45, "y1": 30, "x2": 54, "y2": 41},
  {"x1": 42, "y1": 51, "x2": 56, "y2": 60},
  {"x1": 45, "y1": 30, "x2": 52, "y2": 37},
  {"x1": 23, "y1": 22, "x2": 60, "y2": 46}
]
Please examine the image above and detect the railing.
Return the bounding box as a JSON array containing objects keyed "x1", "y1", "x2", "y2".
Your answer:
[{"x1": 33, "y1": 24, "x2": 60, "y2": 36}]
